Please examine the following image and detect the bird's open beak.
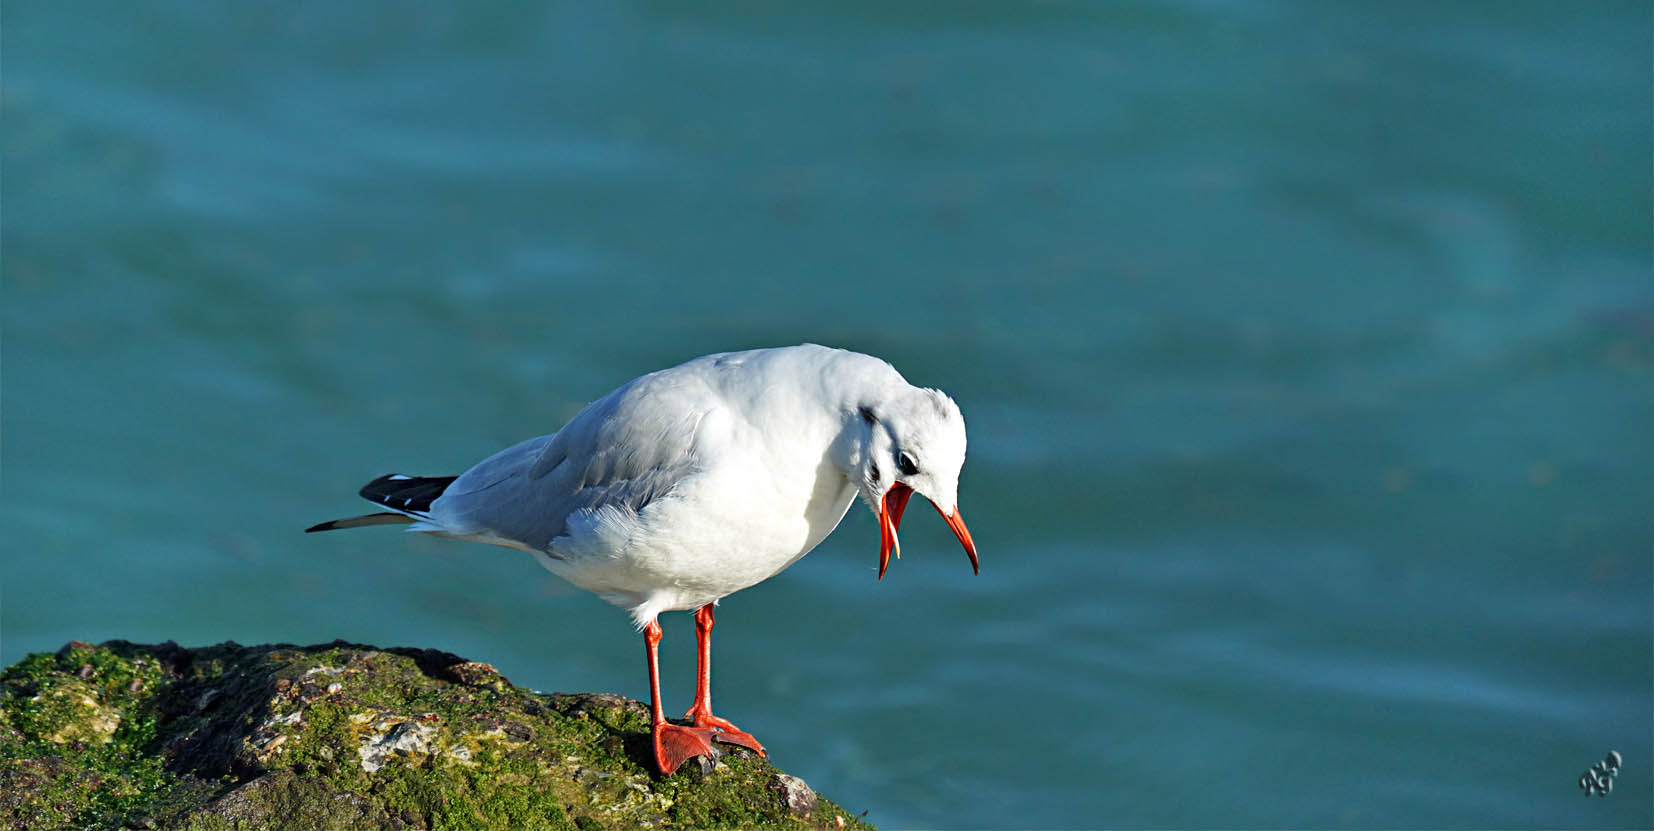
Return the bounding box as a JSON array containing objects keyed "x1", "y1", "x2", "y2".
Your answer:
[{"x1": 877, "y1": 483, "x2": 980, "y2": 580}]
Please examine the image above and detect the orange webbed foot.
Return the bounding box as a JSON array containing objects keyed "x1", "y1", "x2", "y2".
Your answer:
[
  {"x1": 653, "y1": 723, "x2": 726, "y2": 775},
  {"x1": 683, "y1": 707, "x2": 766, "y2": 756}
]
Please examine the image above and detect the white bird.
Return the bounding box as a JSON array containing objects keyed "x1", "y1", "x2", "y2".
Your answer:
[{"x1": 307, "y1": 344, "x2": 978, "y2": 774}]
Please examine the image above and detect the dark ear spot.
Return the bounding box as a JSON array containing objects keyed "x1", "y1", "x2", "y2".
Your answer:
[
  {"x1": 859, "y1": 406, "x2": 878, "y2": 426},
  {"x1": 870, "y1": 463, "x2": 881, "y2": 483}
]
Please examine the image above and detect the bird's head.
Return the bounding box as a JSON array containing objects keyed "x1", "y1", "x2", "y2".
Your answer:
[{"x1": 846, "y1": 387, "x2": 978, "y2": 580}]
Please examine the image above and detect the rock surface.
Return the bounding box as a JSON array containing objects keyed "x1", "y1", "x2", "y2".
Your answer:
[{"x1": 0, "y1": 640, "x2": 873, "y2": 831}]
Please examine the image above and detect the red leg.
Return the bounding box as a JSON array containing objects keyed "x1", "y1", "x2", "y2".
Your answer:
[
  {"x1": 644, "y1": 616, "x2": 757, "y2": 775},
  {"x1": 645, "y1": 619, "x2": 712, "y2": 774},
  {"x1": 682, "y1": 603, "x2": 765, "y2": 756}
]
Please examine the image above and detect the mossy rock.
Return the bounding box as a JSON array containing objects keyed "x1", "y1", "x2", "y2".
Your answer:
[{"x1": 0, "y1": 640, "x2": 873, "y2": 830}]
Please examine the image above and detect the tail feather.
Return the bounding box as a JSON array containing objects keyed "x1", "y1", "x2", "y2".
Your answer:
[
  {"x1": 306, "y1": 473, "x2": 458, "y2": 533},
  {"x1": 305, "y1": 512, "x2": 415, "y2": 533}
]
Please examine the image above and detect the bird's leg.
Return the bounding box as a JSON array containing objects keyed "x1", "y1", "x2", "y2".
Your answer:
[
  {"x1": 644, "y1": 618, "x2": 718, "y2": 775},
  {"x1": 645, "y1": 619, "x2": 712, "y2": 774},
  {"x1": 682, "y1": 603, "x2": 765, "y2": 755}
]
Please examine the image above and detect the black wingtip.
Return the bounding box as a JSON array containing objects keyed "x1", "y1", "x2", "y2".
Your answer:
[{"x1": 359, "y1": 474, "x2": 458, "y2": 513}]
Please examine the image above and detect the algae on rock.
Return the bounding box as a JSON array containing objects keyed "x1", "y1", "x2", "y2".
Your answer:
[{"x1": 0, "y1": 640, "x2": 873, "y2": 831}]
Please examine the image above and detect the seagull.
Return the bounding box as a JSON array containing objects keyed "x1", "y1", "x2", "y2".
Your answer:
[{"x1": 307, "y1": 344, "x2": 978, "y2": 774}]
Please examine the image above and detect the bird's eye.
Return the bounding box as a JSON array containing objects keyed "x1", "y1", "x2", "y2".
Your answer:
[{"x1": 897, "y1": 452, "x2": 919, "y2": 477}]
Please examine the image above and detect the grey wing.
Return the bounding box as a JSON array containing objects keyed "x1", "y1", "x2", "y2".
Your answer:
[{"x1": 426, "y1": 368, "x2": 719, "y2": 552}]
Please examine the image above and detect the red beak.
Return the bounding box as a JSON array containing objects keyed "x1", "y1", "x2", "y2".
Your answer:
[{"x1": 877, "y1": 483, "x2": 980, "y2": 580}]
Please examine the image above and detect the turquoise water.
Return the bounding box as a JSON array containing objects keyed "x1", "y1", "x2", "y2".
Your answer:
[{"x1": 4, "y1": 2, "x2": 1650, "y2": 827}]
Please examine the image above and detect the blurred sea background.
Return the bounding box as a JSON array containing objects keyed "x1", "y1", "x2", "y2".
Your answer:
[{"x1": 4, "y1": 2, "x2": 1650, "y2": 827}]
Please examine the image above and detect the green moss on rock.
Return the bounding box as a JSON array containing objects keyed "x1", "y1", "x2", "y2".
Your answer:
[{"x1": 0, "y1": 641, "x2": 873, "y2": 831}]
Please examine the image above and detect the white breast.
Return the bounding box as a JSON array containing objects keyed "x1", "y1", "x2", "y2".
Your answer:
[{"x1": 538, "y1": 390, "x2": 858, "y2": 626}]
